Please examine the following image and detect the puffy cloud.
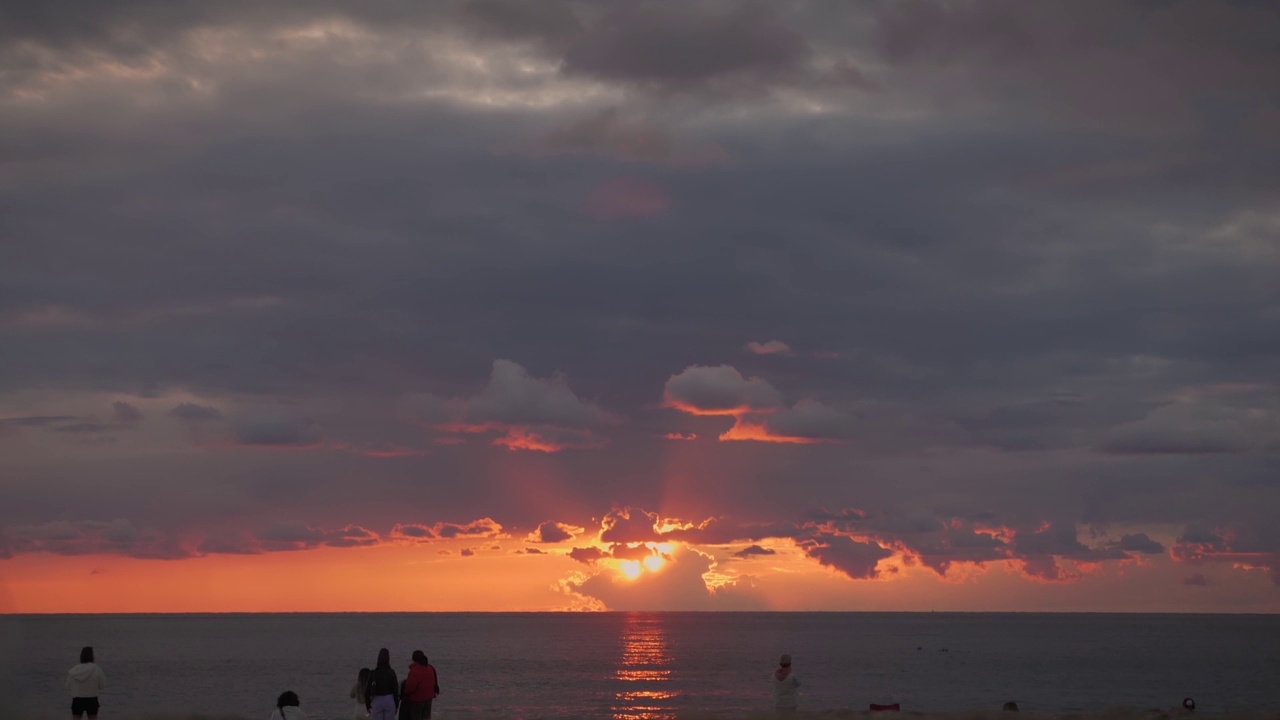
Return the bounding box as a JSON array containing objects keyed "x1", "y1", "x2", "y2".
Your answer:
[
  {"x1": 568, "y1": 546, "x2": 607, "y2": 565},
  {"x1": 1115, "y1": 533, "x2": 1164, "y2": 555},
  {"x1": 598, "y1": 508, "x2": 661, "y2": 544},
  {"x1": 528, "y1": 521, "x2": 580, "y2": 544},
  {"x1": 1097, "y1": 390, "x2": 1280, "y2": 455},
  {"x1": 665, "y1": 367, "x2": 851, "y2": 443},
  {"x1": 798, "y1": 534, "x2": 893, "y2": 580},
  {"x1": 720, "y1": 399, "x2": 850, "y2": 444},
  {"x1": 414, "y1": 360, "x2": 620, "y2": 452},
  {"x1": 390, "y1": 524, "x2": 437, "y2": 542},
  {"x1": 663, "y1": 365, "x2": 783, "y2": 416},
  {"x1": 435, "y1": 518, "x2": 504, "y2": 539}
]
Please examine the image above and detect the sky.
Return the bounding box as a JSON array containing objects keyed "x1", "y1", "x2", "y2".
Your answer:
[{"x1": 2, "y1": 0, "x2": 1279, "y2": 613}]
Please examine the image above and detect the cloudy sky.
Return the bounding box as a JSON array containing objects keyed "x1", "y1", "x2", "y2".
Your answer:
[{"x1": 2, "y1": 0, "x2": 1279, "y2": 612}]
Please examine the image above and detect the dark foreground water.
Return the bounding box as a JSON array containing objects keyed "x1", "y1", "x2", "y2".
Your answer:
[{"x1": 2, "y1": 613, "x2": 1278, "y2": 719}]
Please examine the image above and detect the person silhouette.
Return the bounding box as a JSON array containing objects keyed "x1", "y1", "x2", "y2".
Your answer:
[
  {"x1": 67, "y1": 647, "x2": 106, "y2": 720},
  {"x1": 270, "y1": 691, "x2": 304, "y2": 720},
  {"x1": 772, "y1": 653, "x2": 800, "y2": 713},
  {"x1": 365, "y1": 649, "x2": 399, "y2": 720}
]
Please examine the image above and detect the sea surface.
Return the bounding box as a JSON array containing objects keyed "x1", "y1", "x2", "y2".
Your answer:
[{"x1": 2, "y1": 613, "x2": 1278, "y2": 719}]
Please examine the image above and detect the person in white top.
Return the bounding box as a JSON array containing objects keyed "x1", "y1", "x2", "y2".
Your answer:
[
  {"x1": 67, "y1": 646, "x2": 106, "y2": 719},
  {"x1": 773, "y1": 653, "x2": 800, "y2": 713},
  {"x1": 270, "y1": 691, "x2": 305, "y2": 720}
]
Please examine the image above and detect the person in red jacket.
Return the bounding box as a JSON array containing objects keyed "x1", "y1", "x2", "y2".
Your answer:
[{"x1": 402, "y1": 650, "x2": 439, "y2": 720}]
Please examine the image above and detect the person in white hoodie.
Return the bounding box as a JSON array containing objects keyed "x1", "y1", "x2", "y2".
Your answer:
[
  {"x1": 67, "y1": 646, "x2": 106, "y2": 719},
  {"x1": 772, "y1": 653, "x2": 800, "y2": 713},
  {"x1": 270, "y1": 691, "x2": 306, "y2": 720}
]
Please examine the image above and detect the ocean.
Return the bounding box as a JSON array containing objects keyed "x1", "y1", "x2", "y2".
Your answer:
[{"x1": 2, "y1": 613, "x2": 1278, "y2": 719}]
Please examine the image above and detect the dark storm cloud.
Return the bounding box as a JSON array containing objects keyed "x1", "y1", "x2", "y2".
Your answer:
[{"x1": 1, "y1": 0, "x2": 1279, "y2": 602}]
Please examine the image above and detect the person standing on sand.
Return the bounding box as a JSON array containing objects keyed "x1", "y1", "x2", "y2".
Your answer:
[
  {"x1": 67, "y1": 646, "x2": 106, "y2": 719},
  {"x1": 773, "y1": 653, "x2": 800, "y2": 713},
  {"x1": 351, "y1": 668, "x2": 371, "y2": 719},
  {"x1": 403, "y1": 650, "x2": 440, "y2": 720},
  {"x1": 366, "y1": 649, "x2": 400, "y2": 720}
]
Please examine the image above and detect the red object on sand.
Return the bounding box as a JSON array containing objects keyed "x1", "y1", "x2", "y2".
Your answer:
[{"x1": 870, "y1": 703, "x2": 901, "y2": 712}]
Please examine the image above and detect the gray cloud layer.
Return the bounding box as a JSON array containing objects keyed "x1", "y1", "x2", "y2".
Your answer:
[{"x1": 2, "y1": 0, "x2": 1279, "y2": 600}]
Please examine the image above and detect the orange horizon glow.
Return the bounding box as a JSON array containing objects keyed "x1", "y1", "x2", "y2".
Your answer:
[{"x1": 3, "y1": 536, "x2": 1279, "y2": 614}]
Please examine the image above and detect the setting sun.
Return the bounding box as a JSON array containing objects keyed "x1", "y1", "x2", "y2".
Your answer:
[
  {"x1": 620, "y1": 560, "x2": 642, "y2": 579},
  {"x1": 643, "y1": 555, "x2": 665, "y2": 572}
]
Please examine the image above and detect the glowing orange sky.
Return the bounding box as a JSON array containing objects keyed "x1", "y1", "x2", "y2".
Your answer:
[{"x1": 4, "y1": 533, "x2": 1279, "y2": 614}]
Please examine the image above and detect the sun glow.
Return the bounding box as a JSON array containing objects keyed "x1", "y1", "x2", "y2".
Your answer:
[
  {"x1": 643, "y1": 555, "x2": 665, "y2": 572},
  {"x1": 620, "y1": 560, "x2": 643, "y2": 579}
]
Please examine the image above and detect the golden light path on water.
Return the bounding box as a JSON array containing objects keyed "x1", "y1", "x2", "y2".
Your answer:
[{"x1": 613, "y1": 613, "x2": 679, "y2": 720}]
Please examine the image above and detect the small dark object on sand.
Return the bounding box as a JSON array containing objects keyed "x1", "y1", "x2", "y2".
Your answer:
[
  {"x1": 1183, "y1": 698, "x2": 1195, "y2": 712},
  {"x1": 870, "y1": 704, "x2": 901, "y2": 712},
  {"x1": 1003, "y1": 701, "x2": 1020, "y2": 712}
]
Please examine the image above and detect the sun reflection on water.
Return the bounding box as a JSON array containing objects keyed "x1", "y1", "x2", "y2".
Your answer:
[{"x1": 612, "y1": 613, "x2": 678, "y2": 719}]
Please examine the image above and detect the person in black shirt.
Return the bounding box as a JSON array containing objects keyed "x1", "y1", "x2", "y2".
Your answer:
[{"x1": 365, "y1": 649, "x2": 399, "y2": 720}]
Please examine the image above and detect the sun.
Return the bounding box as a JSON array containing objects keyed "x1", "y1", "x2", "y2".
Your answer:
[
  {"x1": 620, "y1": 560, "x2": 642, "y2": 579},
  {"x1": 643, "y1": 555, "x2": 665, "y2": 572}
]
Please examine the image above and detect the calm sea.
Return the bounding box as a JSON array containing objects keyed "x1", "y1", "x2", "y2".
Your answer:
[{"x1": 2, "y1": 613, "x2": 1278, "y2": 719}]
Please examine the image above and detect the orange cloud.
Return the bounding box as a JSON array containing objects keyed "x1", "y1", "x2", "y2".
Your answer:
[
  {"x1": 492, "y1": 426, "x2": 605, "y2": 452},
  {"x1": 718, "y1": 417, "x2": 827, "y2": 444}
]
